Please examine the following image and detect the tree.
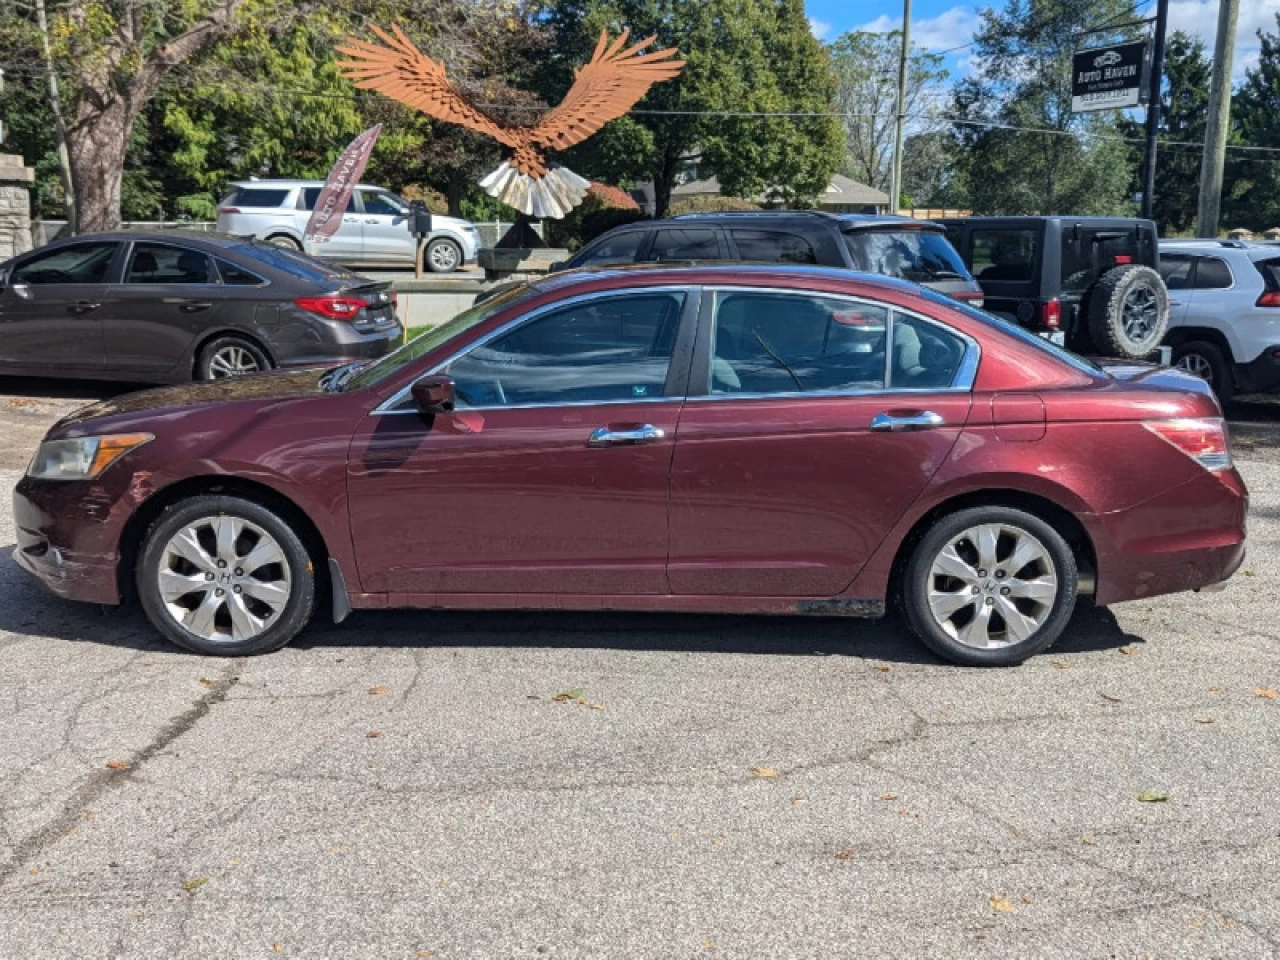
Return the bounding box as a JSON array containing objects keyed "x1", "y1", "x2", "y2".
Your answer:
[
  {"x1": 948, "y1": 0, "x2": 1139, "y2": 215},
  {"x1": 829, "y1": 31, "x2": 947, "y2": 192},
  {"x1": 540, "y1": 0, "x2": 842, "y2": 216},
  {"x1": 1225, "y1": 14, "x2": 1280, "y2": 231},
  {"x1": 900, "y1": 130, "x2": 962, "y2": 207}
]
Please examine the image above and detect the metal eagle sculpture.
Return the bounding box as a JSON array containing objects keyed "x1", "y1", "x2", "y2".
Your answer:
[{"x1": 336, "y1": 25, "x2": 684, "y2": 219}]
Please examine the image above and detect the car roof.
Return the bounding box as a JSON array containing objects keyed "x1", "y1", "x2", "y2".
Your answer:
[
  {"x1": 661, "y1": 210, "x2": 944, "y2": 231},
  {"x1": 1160, "y1": 239, "x2": 1280, "y2": 259},
  {"x1": 46, "y1": 230, "x2": 266, "y2": 251},
  {"x1": 228, "y1": 180, "x2": 386, "y2": 191},
  {"x1": 529, "y1": 262, "x2": 924, "y2": 297}
]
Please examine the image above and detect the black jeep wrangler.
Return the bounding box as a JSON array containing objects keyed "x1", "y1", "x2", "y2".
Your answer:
[{"x1": 937, "y1": 216, "x2": 1169, "y2": 360}]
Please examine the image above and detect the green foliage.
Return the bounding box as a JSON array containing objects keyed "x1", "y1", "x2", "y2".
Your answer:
[
  {"x1": 1225, "y1": 14, "x2": 1280, "y2": 232},
  {"x1": 669, "y1": 195, "x2": 762, "y2": 214},
  {"x1": 544, "y1": 185, "x2": 645, "y2": 250}
]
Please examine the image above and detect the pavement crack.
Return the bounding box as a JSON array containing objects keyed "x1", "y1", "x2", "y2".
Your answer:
[{"x1": 0, "y1": 660, "x2": 243, "y2": 888}]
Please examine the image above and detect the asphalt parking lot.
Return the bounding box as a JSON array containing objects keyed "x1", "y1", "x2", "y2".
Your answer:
[{"x1": 1, "y1": 379, "x2": 1278, "y2": 959}]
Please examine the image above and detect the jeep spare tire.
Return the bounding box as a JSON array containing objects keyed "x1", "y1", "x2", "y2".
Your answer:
[{"x1": 1086, "y1": 264, "x2": 1169, "y2": 360}]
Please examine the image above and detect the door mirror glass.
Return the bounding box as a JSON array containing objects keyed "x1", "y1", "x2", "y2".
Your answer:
[{"x1": 411, "y1": 375, "x2": 456, "y2": 416}]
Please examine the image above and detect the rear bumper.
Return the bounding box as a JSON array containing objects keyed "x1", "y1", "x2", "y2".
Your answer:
[
  {"x1": 274, "y1": 319, "x2": 402, "y2": 369},
  {"x1": 1089, "y1": 467, "x2": 1248, "y2": 605},
  {"x1": 1236, "y1": 345, "x2": 1280, "y2": 393}
]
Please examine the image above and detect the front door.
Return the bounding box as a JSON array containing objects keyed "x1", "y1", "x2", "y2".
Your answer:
[
  {"x1": 356, "y1": 189, "x2": 415, "y2": 264},
  {"x1": 668, "y1": 288, "x2": 974, "y2": 597},
  {"x1": 98, "y1": 241, "x2": 225, "y2": 376},
  {"x1": 299, "y1": 186, "x2": 363, "y2": 262},
  {"x1": 0, "y1": 240, "x2": 118, "y2": 373},
  {"x1": 347, "y1": 287, "x2": 697, "y2": 596}
]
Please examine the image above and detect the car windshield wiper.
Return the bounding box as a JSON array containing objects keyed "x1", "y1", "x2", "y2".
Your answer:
[{"x1": 320, "y1": 361, "x2": 367, "y2": 393}]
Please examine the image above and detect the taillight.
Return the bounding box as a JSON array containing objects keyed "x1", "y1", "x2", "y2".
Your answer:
[
  {"x1": 218, "y1": 206, "x2": 241, "y2": 215},
  {"x1": 1144, "y1": 418, "x2": 1232, "y2": 471},
  {"x1": 952, "y1": 290, "x2": 985, "y2": 307},
  {"x1": 295, "y1": 295, "x2": 370, "y2": 320},
  {"x1": 1257, "y1": 291, "x2": 1280, "y2": 307},
  {"x1": 1041, "y1": 298, "x2": 1062, "y2": 329},
  {"x1": 1114, "y1": 254, "x2": 1133, "y2": 264}
]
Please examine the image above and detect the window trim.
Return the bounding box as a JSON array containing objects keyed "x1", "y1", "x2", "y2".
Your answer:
[
  {"x1": 685, "y1": 284, "x2": 980, "y2": 402},
  {"x1": 120, "y1": 240, "x2": 219, "y2": 286},
  {"x1": 373, "y1": 285, "x2": 701, "y2": 414}
]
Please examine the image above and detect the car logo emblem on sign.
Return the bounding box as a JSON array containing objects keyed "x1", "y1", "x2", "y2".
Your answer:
[{"x1": 1094, "y1": 50, "x2": 1122, "y2": 67}]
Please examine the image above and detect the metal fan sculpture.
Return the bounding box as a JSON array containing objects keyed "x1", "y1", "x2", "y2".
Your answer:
[{"x1": 336, "y1": 25, "x2": 684, "y2": 218}]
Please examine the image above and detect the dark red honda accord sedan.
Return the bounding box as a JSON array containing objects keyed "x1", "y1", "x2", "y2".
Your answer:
[{"x1": 13, "y1": 264, "x2": 1247, "y2": 666}]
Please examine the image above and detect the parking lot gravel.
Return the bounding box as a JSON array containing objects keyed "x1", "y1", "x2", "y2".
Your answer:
[{"x1": 1, "y1": 380, "x2": 1278, "y2": 959}]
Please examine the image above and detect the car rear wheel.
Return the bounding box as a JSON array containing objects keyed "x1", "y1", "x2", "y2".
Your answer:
[
  {"x1": 137, "y1": 495, "x2": 316, "y2": 656},
  {"x1": 903, "y1": 507, "x2": 1078, "y2": 667},
  {"x1": 1173, "y1": 340, "x2": 1233, "y2": 403},
  {"x1": 197, "y1": 336, "x2": 270, "y2": 380},
  {"x1": 426, "y1": 237, "x2": 462, "y2": 273},
  {"x1": 1086, "y1": 265, "x2": 1170, "y2": 360},
  {"x1": 266, "y1": 234, "x2": 302, "y2": 252}
]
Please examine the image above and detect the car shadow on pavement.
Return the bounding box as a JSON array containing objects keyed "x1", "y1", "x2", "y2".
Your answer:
[
  {"x1": 1, "y1": 547, "x2": 1141, "y2": 664},
  {"x1": 0, "y1": 376, "x2": 149, "y2": 401}
]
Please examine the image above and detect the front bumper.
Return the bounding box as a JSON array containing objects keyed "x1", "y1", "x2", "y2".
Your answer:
[{"x1": 13, "y1": 475, "x2": 126, "y2": 604}]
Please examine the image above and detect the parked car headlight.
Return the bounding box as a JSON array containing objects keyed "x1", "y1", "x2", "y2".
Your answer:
[{"x1": 27, "y1": 433, "x2": 153, "y2": 481}]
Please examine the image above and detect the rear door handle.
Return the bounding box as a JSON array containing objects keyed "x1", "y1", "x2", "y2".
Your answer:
[
  {"x1": 365, "y1": 218, "x2": 380, "y2": 224},
  {"x1": 69, "y1": 300, "x2": 100, "y2": 314},
  {"x1": 180, "y1": 301, "x2": 212, "y2": 313},
  {"x1": 588, "y1": 424, "x2": 665, "y2": 447},
  {"x1": 870, "y1": 411, "x2": 944, "y2": 432}
]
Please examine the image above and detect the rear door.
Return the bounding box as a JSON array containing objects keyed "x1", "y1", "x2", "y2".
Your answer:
[
  {"x1": 98, "y1": 241, "x2": 225, "y2": 376},
  {"x1": 642, "y1": 227, "x2": 725, "y2": 263},
  {"x1": 356, "y1": 189, "x2": 415, "y2": 264},
  {"x1": 1158, "y1": 252, "x2": 1195, "y2": 326},
  {"x1": 0, "y1": 240, "x2": 119, "y2": 373},
  {"x1": 668, "y1": 287, "x2": 975, "y2": 597}
]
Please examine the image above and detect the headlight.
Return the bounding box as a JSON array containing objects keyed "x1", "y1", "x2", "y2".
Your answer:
[{"x1": 27, "y1": 433, "x2": 153, "y2": 481}]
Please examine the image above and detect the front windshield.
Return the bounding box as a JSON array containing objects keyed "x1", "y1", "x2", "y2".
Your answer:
[
  {"x1": 343, "y1": 283, "x2": 535, "y2": 392},
  {"x1": 918, "y1": 288, "x2": 1103, "y2": 375}
]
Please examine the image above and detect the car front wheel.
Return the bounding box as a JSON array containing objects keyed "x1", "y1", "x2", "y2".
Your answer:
[
  {"x1": 425, "y1": 237, "x2": 462, "y2": 273},
  {"x1": 137, "y1": 495, "x2": 316, "y2": 656},
  {"x1": 903, "y1": 506, "x2": 1077, "y2": 666}
]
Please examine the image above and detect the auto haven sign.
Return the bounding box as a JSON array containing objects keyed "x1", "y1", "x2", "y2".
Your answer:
[{"x1": 1071, "y1": 41, "x2": 1148, "y2": 113}]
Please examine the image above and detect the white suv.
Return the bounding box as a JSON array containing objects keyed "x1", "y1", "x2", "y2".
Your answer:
[
  {"x1": 215, "y1": 180, "x2": 481, "y2": 273},
  {"x1": 1159, "y1": 239, "x2": 1280, "y2": 401}
]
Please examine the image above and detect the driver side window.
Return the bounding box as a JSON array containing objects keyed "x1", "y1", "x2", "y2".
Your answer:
[
  {"x1": 12, "y1": 242, "x2": 118, "y2": 285},
  {"x1": 445, "y1": 292, "x2": 685, "y2": 407}
]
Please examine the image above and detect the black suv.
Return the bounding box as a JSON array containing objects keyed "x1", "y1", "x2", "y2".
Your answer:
[
  {"x1": 937, "y1": 216, "x2": 1169, "y2": 359},
  {"x1": 558, "y1": 211, "x2": 984, "y2": 302}
]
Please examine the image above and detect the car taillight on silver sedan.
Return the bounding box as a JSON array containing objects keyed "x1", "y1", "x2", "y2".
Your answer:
[{"x1": 1144, "y1": 418, "x2": 1232, "y2": 471}]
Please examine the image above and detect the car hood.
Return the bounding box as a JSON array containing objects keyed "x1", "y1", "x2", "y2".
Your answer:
[{"x1": 54, "y1": 368, "x2": 329, "y2": 432}]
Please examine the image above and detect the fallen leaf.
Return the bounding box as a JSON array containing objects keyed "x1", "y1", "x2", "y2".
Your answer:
[
  {"x1": 588, "y1": 703, "x2": 605, "y2": 711},
  {"x1": 1136, "y1": 790, "x2": 1170, "y2": 803},
  {"x1": 366, "y1": 730, "x2": 381, "y2": 738},
  {"x1": 790, "y1": 796, "x2": 804, "y2": 804},
  {"x1": 105, "y1": 760, "x2": 129, "y2": 771},
  {"x1": 835, "y1": 848, "x2": 855, "y2": 860},
  {"x1": 27, "y1": 868, "x2": 37, "y2": 876},
  {"x1": 874, "y1": 664, "x2": 891, "y2": 672},
  {"x1": 703, "y1": 941, "x2": 716, "y2": 951},
  {"x1": 417, "y1": 952, "x2": 435, "y2": 958},
  {"x1": 1050, "y1": 659, "x2": 1069, "y2": 669},
  {"x1": 368, "y1": 685, "x2": 390, "y2": 695},
  {"x1": 990, "y1": 893, "x2": 1017, "y2": 914},
  {"x1": 83, "y1": 809, "x2": 94, "y2": 821},
  {"x1": 272, "y1": 944, "x2": 282, "y2": 954},
  {"x1": 1251, "y1": 687, "x2": 1279, "y2": 699},
  {"x1": 182, "y1": 876, "x2": 208, "y2": 892},
  {"x1": 197, "y1": 677, "x2": 214, "y2": 687},
  {"x1": 1209, "y1": 685, "x2": 1221, "y2": 692},
  {"x1": 751, "y1": 767, "x2": 778, "y2": 779},
  {"x1": 1193, "y1": 717, "x2": 1214, "y2": 724},
  {"x1": 1119, "y1": 646, "x2": 1137, "y2": 656},
  {"x1": 1242, "y1": 569, "x2": 1257, "y2": 577},
  {"x1": 1021, "y1": 896, "x2": 1032, "y2": 905},
  {"x1": 552, "y1": 687, "x2": 585, "y2": 702},
  {"x1": 880, "y1": 793, "x2": 898, "y2": 801},
  {"x1": 1099, "y1": 692, "x2": 1123, "y2": 703},
  {"x1": 1081, "y1": 836, "x2": 1095, "y2": 846}
]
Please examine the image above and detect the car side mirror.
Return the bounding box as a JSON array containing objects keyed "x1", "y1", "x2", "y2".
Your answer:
[{"x1": 411, "y1": 375, "x2": 455, "y2": 417}]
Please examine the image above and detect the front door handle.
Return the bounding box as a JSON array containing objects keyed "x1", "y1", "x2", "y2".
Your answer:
[
  {"x1": 588, "y1": 423, "x2": 665, "y2": 447},
  {"x1": 365, "y1": 218, "x2": 380, "y2": 224},
  {"x1": 870, "y1": 410, "x2": 945, "y2": 432},
  {"x1": 69, "y1": 300, "x2": 101, "y2": 314}
]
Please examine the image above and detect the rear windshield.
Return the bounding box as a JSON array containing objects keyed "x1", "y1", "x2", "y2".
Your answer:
[
  {"x1": 843, "y1": 229, "x2": 971, "y2": 284},
  {"x1": 226, "y1": 187, "x2": 291, "y2": 208},
  {"x1": 239, "y1": 242, "x2": 362, "y2": 282},
  {"x1": 1255, "y1": 257, "x2": 1280, "y2": 291}
]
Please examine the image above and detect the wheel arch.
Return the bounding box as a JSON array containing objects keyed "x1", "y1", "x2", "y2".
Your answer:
[
  {"x1": 1163, "y1": 325, "x2": 1235, "y2": 360},
  {"x1": 886, "y1": 487, "x2": 1099, "y2": 604},
  {"x1": 190, "y1": 328, "x2": 276, "y2": 380}
]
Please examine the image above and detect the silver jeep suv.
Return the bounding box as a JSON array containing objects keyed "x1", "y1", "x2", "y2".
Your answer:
[
  {"x1": 1159, "y1": 239, "x2": 1280, "y2": 401},
  {"x1": 215, "y1": 180, "x2": 481, "y2": 273}
]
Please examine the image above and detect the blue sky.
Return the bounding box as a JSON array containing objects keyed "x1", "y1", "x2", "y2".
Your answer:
[{"x1": 805, "y1": 0, "x2": 1278, "y2": 81}]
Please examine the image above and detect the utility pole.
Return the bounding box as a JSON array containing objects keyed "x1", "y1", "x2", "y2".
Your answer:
[
  {"x1": 34, "y1": 0, "x2": 76, "y2": 235},
  {"x1": 1140, "y1": 0, "x2": 1169, "y2": 220},
  {"x1": 1196, "y1": 0, "x2": 1238, "y2": 238},
  {"x1": 888, "y1": 0, "x2": 911, "y2": 216}
]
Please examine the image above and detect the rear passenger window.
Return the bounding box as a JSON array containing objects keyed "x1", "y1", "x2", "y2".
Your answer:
[
  {"x1": 1159, "y1": 255, "x2": 1194, "y2": 290},
  {"x1": 729, "y1": 230, "x2": 817, "y2": 264},
  {"x1": 709, "y1": 291, "x2": 888, "y2": 394},
  {"x1": 216, "y1": 259, "x2": 266, "y2": 286},
  {"x1": 228, "y1": 188, "x2": 290, "y2": 208},
  {"x1": 1194, "y1": 257, "x2": 1233, "y2": 289},
  {"x1": 125, "y1": 244, "x2": 213, "y2": 284},
  {"x1": 889, "y1": 313, "x2": 966, "y2": 389},
  {"x1": 576, "y1": 231, "x2": 645, "y2": 267},
  {"x1": 647, "y1": 229, "x2": 719, "y2": 262}
]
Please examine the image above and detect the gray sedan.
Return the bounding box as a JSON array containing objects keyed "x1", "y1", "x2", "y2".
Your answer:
[{"x1": 0, "y1": 232, "x2": 402, "y2": 382}]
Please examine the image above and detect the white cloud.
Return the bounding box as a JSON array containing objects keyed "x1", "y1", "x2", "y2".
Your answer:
[
  {"x1": 1163, "y1": 0, "x2": 1273, "y2": 80},
  {"x1": 809, "y1": 17, "x2": 832, "y2": 41},
  {"x1": 854, "y1": 6, "x2": 981, "y2": 54}
]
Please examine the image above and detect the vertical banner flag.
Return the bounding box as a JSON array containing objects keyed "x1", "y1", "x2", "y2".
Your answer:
[{"x1": 303, "y1": 124, "x2": 382, "y2": 243}]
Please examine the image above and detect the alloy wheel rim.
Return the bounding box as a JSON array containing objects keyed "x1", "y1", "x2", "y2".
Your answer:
[
  {"x1": 1121, "y1": 286, "x2": 1159, "y2": 344},
  {"x1": 1176, "y1": 353, "x2": 1214, "y2": 384},
  {"x1": 157, "y1": 516, "x2": 291, "y2": 644},
  {"x1": 926, "y1": 523, "x2": 1059, "y2": 649},
  {"x1": 209, "y1": 346, "x2": 261, "y2": 378},
  {"x1": 430, "y1": 242, "x2": 458, "y2": 270}
]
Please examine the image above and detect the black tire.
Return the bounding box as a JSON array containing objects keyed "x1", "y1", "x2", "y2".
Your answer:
[
  {"x1": 425, "y1": 237, "x2": 462, "y2": 274},
  {"x1": 136, "y1": 495, "x2": 316, "y2": 656},
  {"x1": 903, "y1": 506, "x2": 1078, "y2": 667},
  {"x1": 196, "y1": 335, "x2": 271, "y2": 381},
  {"x1": 1086, "y1": 265, "x2": 1170, "y2": 359},
  {"x1": 1172, "y1": 339, "x2": 1234, "y2": 403},
  {"x1": 266, "y1": 234, "x2": 302, "y2": 252}
]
